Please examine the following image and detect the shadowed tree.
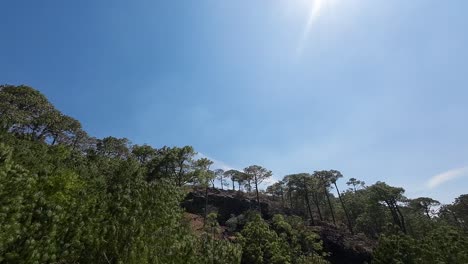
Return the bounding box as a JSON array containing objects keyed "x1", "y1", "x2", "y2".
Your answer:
[
  {"x1": 410, "y1": 197, "x2": 440, "y2": 219},
  {"x1": 194, "y1": 158, "x2": 214, "y2": 226},
  {"x1": 214, "y1": 169, "x2": 225, "y2": 189},
  {"x1": 315, "y1": 170, "x2": 336, "y2": 225},
  {"x1": 244, "y1": 165, "x2": 272, "y2": 207},
  {"x1": 266, "y1": 181, "x2": 286, "y2": 207},
  {"x1": 224, "y1": 169, "x2": 240, "y2": 191},
  {"x1": 288, "y1": 173, "x2": 316, "y2": 225},
  {"x1": 439, "y1": 194, "x2": 468, "y2": 231},
  {"x1": 329, "y1": 170, "x2": 354, "y2": 234},
  {"x1": 369, "y1": 182, "x2": 407, "y2": 234}
]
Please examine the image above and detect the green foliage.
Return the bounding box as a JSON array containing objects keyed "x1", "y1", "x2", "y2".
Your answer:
[
  {"x1": 279, "y1": 215, "x2": 329, "y2": 264},
  {"x1": 146, "y1": 145, "x2": 196, "y2": 186},
  {"x1": 0, "y1": 85, "x2": 87, "y2": 146},
  {"x1": 239, "y1": 213, "x2": 288, "y2": 264},
  {"x1": 373, "y1": 226, "x2": 468, "y2": 264},
  {"x1": 0, "y1": 141, "x2": 203, "y2": 263},
  {"x1": 239, "y1": 213, "x2": 328, "y2": 264},
  {"x1": 244, "y1": 165, "x2": 272, "y2": 204},
  {"x1": 1, "y1": 85, "x2": 467, "y2": 263},
  {"x1": 196, "y1": 213, "x2": 242, "y2": 264}
]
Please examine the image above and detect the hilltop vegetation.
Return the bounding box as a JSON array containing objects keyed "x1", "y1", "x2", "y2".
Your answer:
[{"x1": 0, "y1": 85, "x2": 467, "y2": 263}]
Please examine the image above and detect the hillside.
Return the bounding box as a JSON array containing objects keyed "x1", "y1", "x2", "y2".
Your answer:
[
  {"x1": 183, "y1": 187, "x2": 374, "y2": 264},
  {"x1": 0, "y1": 85, "x2": 467, "y2": 263}
]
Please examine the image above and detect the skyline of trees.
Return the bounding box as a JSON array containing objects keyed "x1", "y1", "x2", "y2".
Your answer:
[{"x1": 1, "y1": 84, "x2": 467, "y2": 263}]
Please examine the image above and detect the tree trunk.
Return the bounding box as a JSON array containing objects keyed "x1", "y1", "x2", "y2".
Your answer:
[
  {"x1": 425, "y1": 208, "x2": 431, "y2": 219},
  {"x1": 394, "y1": 202, "x2": 407, "y2": 234},
  {"x1": 334, "y1": 182, "x2": 354, "y2": 234},
  {"x1": 204, "y1": 185, "x2": 209, "y2": 227},
  {"x1": 312, "y1": 193, "x2": 323, "y2": 221},
  {"x1": 385, "y1": 201, "x2": 399, "y2": 225},
  {"x1": 385, "y1": 200, "x2": 404, "y2": 233},
  {"x1": 289, "y1": 191, "x2": 293, "y2": 209},
  {"x1": 449, "y1": 211, "x2": 466, "y2": 231},
  {"x1": 254, "y1": 174, "x2": 260, "y2": 209},
  {"x1": 51, "y1": 133, "x2": 58, "y2": 145},
  {"x1": 324, "y1": 186, "x2": 336, "y2": 225},
  {"x1": 280, "y1": 188, "x2": 285, "y2": 208},
  {"x1": 303, "y1": 177, "x2": 315, "y2": 225},
  {"x1": 177, "y1": 164, "x2": 184, "y2": 187}
]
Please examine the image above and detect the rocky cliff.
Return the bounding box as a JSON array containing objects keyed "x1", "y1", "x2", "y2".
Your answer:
[{"x1": 182, "y1": 188, "x2": 374, "y2": 264}]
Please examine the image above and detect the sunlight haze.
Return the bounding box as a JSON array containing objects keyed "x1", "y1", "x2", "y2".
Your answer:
[{"x1": 2, "y1": 0, "x2": 467, "y2": 203}]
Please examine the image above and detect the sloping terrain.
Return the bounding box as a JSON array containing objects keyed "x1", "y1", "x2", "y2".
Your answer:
[{"x1": 183, "y1": 188, "x2": 375, "y2": 264}]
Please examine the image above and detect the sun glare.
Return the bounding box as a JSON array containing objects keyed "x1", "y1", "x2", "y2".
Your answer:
[{"x1": 296, "y1": 0, "x2": 337, "y2": 54}]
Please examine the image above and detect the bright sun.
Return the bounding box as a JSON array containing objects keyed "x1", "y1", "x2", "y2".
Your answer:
[
  {"x1": 296, "y1": 0, "x2": 337, "y2": 54},
  {"x1": 303, "y1": 0, "x2": 338, "y2": 34}
]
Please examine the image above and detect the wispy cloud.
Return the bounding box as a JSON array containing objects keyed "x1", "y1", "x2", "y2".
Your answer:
[{"x1": 427, "y1": 166, "x2": 468, "y2": 189}]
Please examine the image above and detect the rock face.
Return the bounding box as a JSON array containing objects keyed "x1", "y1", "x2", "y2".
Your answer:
[
  {"x1": 182, "y1": 188, "x2": 374, "y2": 264},
  {"x1": 314, "y1": 224, "x2": 374, "y2": 264},
  {"x1": 181, "y1": 188, "x2": 271, "y2": 223}
]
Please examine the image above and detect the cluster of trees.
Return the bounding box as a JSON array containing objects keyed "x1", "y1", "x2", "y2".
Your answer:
[
  {"x1": 264, "y1": 172, "x2": 468, "y2": 263},
  {"x1": 1, "y1": 85, "x2": 467, "y2": 263},
  {"x1": 238, "y1": 213, "x2": 328, "y2": 264},
  {"x1": 0, "y1": 85, "x2": 331, "y2": 263},
  {"x1": 265, "y1": 171, "x2": 353, "y2": 233}
]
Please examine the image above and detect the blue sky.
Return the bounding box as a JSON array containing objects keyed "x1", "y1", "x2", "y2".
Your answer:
[{"x1": 1, "y1": 0, "x2": 467, "y2": 203}]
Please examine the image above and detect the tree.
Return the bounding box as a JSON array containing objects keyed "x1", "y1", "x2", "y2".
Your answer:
[
  {"x1": 131, "y1": 144, "x2": 157, "y2": 164},
  {"x1": 329, "y1": 170, "x2": 354, "y2": 234},
  {"x1": 146, "y1": 146, "x2": 196, "y2": 186},
  {"x1": 199, "y1": 213, "x2": 242, "y2": 264},
  {"x1": 0, "y1": 85, "x2": 55, "y2": 136},
  {"x1": 5, "y1": 84, "x2": 468, "y2": 263},
  {"x1": 96, "y1": 136, "x2": 131, "y2": 159},
  {"x1": 242, "y1": 171, "x2": 253, "y2": 193},
  {"x1": 271, "y1": 215, "x2": 328, "y2": 263},
  {"x1": 244, "y1": 165, "x2": 272, "y2": 207},
  {"x1": 0, "y1": 85, "x2": 87, "y2": 146},
  {"x1": 373, "y1": 226, "x2": 468, "y2": 264},
  {"x1": 266, "y1": 181, "x2": 285, "y2": 206},
  {"x1": 346, "y1": 177, "x2": 365, "y2": 192},
  {"x1": 172, "y1": 146, "x2": 197, "y2": 187},
  {"x1": 284, "y1": 174, "x2": 316, "y2": 225},
  {"x1": 194, "y1": 157, "x2": 214, "y2": 226},
  {"x1": 314, "y1": 171, "x2": 336, "y2": 225},
  {"x1": 369, "y1": 182, "x2": 407, "y2": 234},
  {"x1": 409, "y1": 197, "x2": 440, "y2": 219},
  {"x1": 240, "y1": 213, "x2": 291, "y2": 264},
  {"x1": 224, "y1": 169, "x2": 240, "y2": 191},
  {"x1": 240, "y1": 213, "x2": 328, "y2": 264},
  {"x1": 439, "y1": 194, "x2": 468, "y2": 231},
  {"x1": 452, "y1": 194, "x2": 468, "y2": 230},
  {"x1": 214, "y1": 169, "x2": 226, "y2": 189},
  {"x1": 0, "y1": 140, "x2": 201, "y2": 263}
]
